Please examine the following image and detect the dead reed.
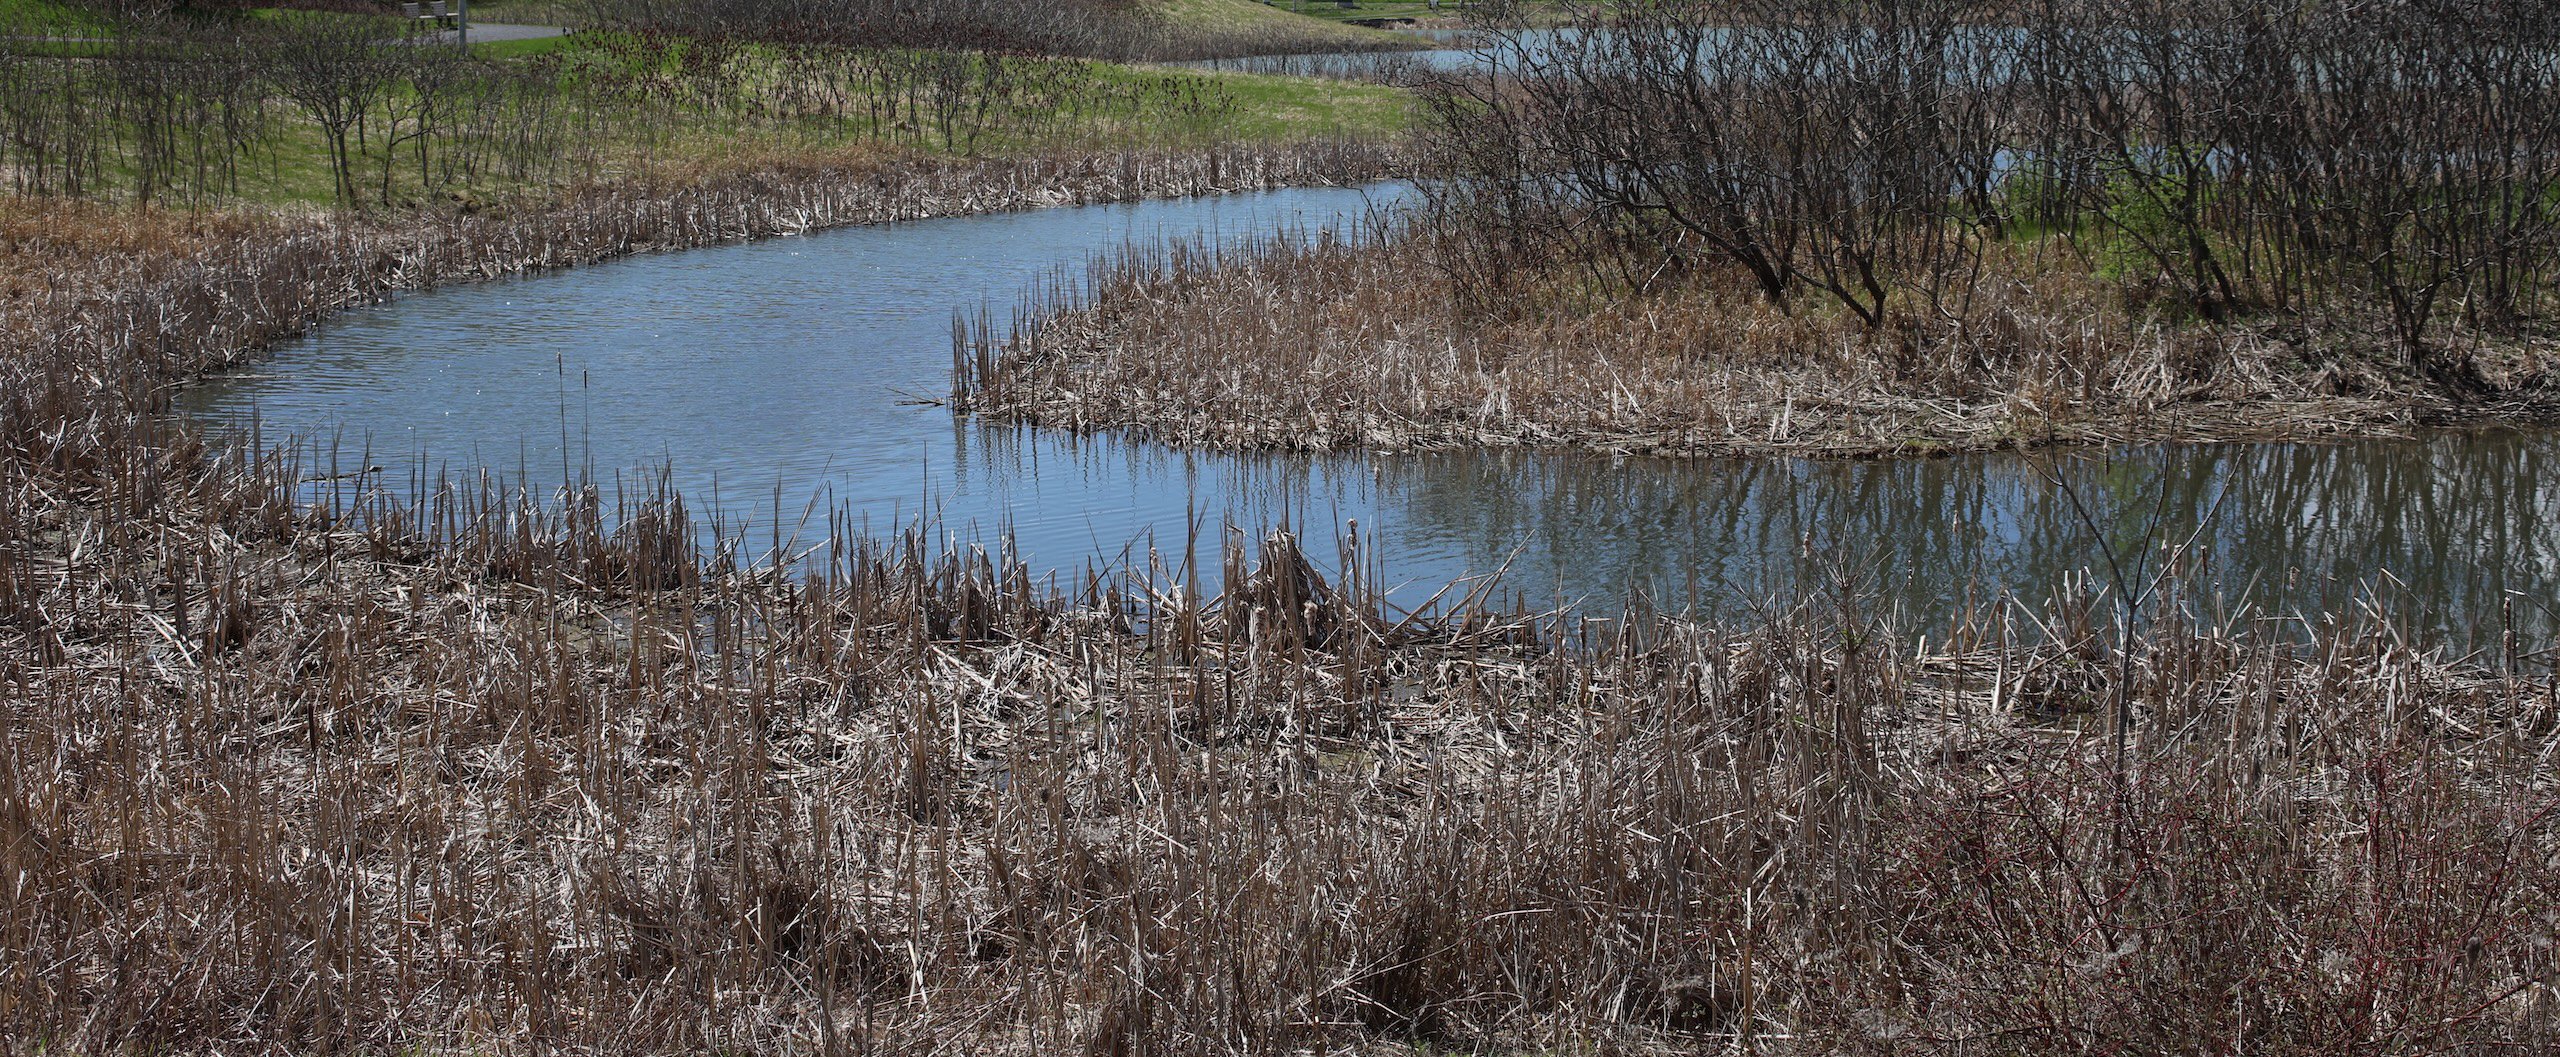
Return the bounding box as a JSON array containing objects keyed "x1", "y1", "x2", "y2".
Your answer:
[
  {"x1": 956, "y1": 221, "x2": 2558, "y2": 455},
  {"x1": 8, "y1": 185, "x2": 2560, "y2": 1050},
  {"x1": 5, "y1": 480, "x2": 2559, "y2": 1053},
  {"x1": 2, "y1": 138, "x2": 1399, "y2": 388},
  {"x1": 3, "y1": 37, "x2": 2556, "y2": 1052}
]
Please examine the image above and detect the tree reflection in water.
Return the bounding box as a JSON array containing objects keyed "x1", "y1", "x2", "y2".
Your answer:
[{"x1": 1347, "y1": 430, "x2": 2557, "y2": 643}]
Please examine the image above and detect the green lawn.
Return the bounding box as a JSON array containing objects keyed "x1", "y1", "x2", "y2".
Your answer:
[
  {"x1": 1277, "y1": 0, "x2": 1570, "y2": 25},
  {"x1": 0, "y1": 0, "x2": 109, "y2": 33},
  {"x1": 6, "y1": 7, "x2": 1417, "y2": 210},
  {"x1": 256, "y1": 38, "x2": 1412, "y2": 207},
  {"x1": 1272, "y1": 0, "x2": 1450, "y2": 22},
  {"x1": 467, "y1": 32, "x2": 578, "y2": 57},
  {"x1": 449, "y1": 0, "x2": 590, "y2": 26},
  {"x1": 1181, "y1": 67, "x2": 1416, "y2": 142},
  {"x1": 1150, "y1": 0, "x2": 1423, "y2": 50}
]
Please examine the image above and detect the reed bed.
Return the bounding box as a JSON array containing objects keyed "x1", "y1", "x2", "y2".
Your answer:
[
  {"x1": 1, "y1": 139, "x2": 1399, "y2": 381},
  {"x1": 4, "y1": 26, "x2": 2557, "y2": 1051},
  {"x1": 955, "y1": 222, "x2": 2559, "y2": 455},
  {"x1": 8, "y1": 171, "x2": 2560, "y2": 1049},
  {"x1": 5, "y1": 470, "x2": 2560, "y2": 1053}
]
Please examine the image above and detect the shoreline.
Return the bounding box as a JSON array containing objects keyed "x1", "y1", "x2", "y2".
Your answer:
[
  {"x1": 969, "y1": 385, "x2": 2560, "y2": 459},
  {"x1": 7, "y1": 9, "x2": 2560, "y2": 1052},
  {"x1": 7, "y1": 85, "x2": 2560, "y2": 1057},
  {"x1": 8, "y1": 141, "x2": 1406, "y2": 390}
]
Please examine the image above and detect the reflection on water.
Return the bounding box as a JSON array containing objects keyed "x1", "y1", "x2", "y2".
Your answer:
[
  {"x1": 181, "y1": 184, "x2": 2559, "y2": 641},
  {"x1": 1362, "y1": 437, "x2": 2559, "y2": 640}
]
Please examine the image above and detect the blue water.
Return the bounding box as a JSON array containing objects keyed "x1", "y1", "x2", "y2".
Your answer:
[
  {"x1": 180, "y1": 184, "x2": 2560, "y2": 639},
  {"x1": 1175, "y1": 28, "x2": 1568, "y2": 79}
]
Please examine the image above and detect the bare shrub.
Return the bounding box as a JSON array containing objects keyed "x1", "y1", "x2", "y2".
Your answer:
[{"x1": 1421, "y1": 0, "x2": 2560, "y2": 388}]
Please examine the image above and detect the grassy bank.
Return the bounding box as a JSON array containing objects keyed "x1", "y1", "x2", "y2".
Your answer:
[
  {"x1": 0, "y1": 12, "x2": 1415, "y2": 210},
  {"x1": 0, "y1": 142, "x2": 1401, "y2": 386},
  {"x1": 576, "y1": 0, "x2": 1428, "y2": 62},
  {"x1": 1276, "y1": 0, "x2": 1569, "y2": 28},
  {"x1": 0, "y1": 0, "x2": 101, "y2": 28},
  {"x1": 1148, "y1": 0, "x2": 1430, "y2": 54}
]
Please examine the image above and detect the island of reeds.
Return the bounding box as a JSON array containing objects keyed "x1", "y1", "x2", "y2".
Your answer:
[{"x1": 6, "y1": 0, "x2": 2560, "y2": 1053}]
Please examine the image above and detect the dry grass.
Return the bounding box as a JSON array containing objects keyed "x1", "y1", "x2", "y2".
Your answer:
[
  {"x1": 0, "y1": 139, "x2": 1401, "y2": 379},
  {"x1": 7, "y1": 135, "x2": 2560, "y2": 1054},
  {"x1": 6, "y1": 489, "x2": 2560, "y2": 1052},
  {"x1": 957, "y1": 225, "x2": 2560, "y2": 455}
]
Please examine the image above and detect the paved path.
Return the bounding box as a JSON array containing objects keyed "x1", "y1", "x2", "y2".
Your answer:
[
  {"x1": 438, "y1": 22, "x2": 571, "y2": 45},
  {"x1": 9, "y1": 23, "x2": 573, "y2": 47}
]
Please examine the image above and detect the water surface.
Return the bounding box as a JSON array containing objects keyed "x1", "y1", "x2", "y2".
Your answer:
[
  {"x1": 181, "y1": 184, "x2": 2560, "y2": 641},
  {"x1": 1174, "y1": 28, "x2": 1565, "y2": 79}
]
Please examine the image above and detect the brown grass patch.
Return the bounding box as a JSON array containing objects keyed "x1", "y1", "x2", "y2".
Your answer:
[
  {"x1": 6, "y1": 139, "x2": 2560, "y2": 1054},
  {"x1": 960, "y1": 225, "x2": 2560, "y2": 455}
]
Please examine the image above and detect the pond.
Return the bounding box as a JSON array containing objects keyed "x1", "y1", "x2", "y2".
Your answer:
[
  {"x1": 1171, "y1": 28, "x2": 1559, "y2": 79},
  {"x1": 180, "y1": 183, "x2": 2560, "y2": 641}
]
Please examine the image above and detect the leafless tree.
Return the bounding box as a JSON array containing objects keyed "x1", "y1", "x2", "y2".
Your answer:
[
  {"x1": 1428, "y1": 0, "x2": 2560, "y2": 384},
  {"x1": 262, "y1": 14, "x2": 413, "y2": 204}
]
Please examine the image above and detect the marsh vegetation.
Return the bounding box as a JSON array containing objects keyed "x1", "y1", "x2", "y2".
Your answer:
[
  {"x1": 6, "y1": 0, "x2": 2560, "y2": 1052},
  {"x1": 968, "y1": 0, "x2": 2560, "y2": 454},
  {"x1": 6, "y1": 431, "x2": 2559, "y2": 1051}
]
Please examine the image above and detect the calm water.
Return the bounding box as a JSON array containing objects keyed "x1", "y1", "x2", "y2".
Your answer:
[
  {"x1": 1174, "y1": 29, "x2": 1563, "y2": 79},
  {"x1": 180, "y1": 184, "x2": 2560, "y2": 639}
]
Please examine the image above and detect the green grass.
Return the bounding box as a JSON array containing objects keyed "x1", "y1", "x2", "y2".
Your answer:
[
  {"x1": 1269, "y1": 0, "x2": 1449, "y2": 23},
  {"x1": 467, "y1": 32, "x2": 577, "y2": 58},
  {"x1": 8, "y1": 14, "x2": 1415, "y2": 210},
  {"x1": 519, "y1": 31, "x2": 1420, "y2": 149},
  {"x1": 273, "y1": 46, "x2": 1407, "y2": 207},
  {"x1": 1150, "y1": 0, "x2": 1421, "y2": 49},
  {"x1": 1279, "y1": 0, "x2": 1570, "y2": 25},
  {"x1": 0, "y1": 36, "x2": 106, "y2": 55},
  {"x1": 631, "y1": 58, "x2": 1415, "y2": 158},
  {"x1": 0, "y1": 0, "x2": 109, "y2": 33},
  {"x1": 1177, "y1": 67, "x2": 1415, "y2": 142},
  {"x1": 450, "y1": 0, "x2": 589, "y2": 26},
  {"x1": 238, "y1": 121, "x2": 360, "y2": 207}
]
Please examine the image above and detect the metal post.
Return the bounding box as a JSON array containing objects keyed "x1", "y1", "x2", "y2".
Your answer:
[{"x1": 457, "y1": 0, "x2": 467, "y2": 47}]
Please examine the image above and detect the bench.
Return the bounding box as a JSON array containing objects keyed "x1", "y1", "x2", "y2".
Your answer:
[{"x1": 400, "y1": 2, "x2": 459, "y2": 28}]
